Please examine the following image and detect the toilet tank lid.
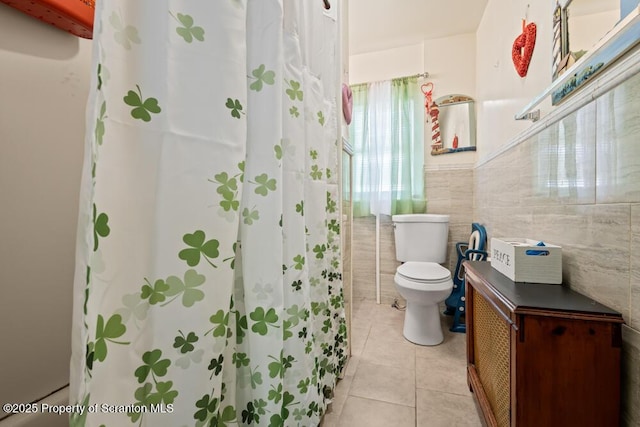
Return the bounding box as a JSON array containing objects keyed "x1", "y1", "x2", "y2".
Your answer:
[{"x1": 392, "y1": 214, "x2": 450, "y2": 223}]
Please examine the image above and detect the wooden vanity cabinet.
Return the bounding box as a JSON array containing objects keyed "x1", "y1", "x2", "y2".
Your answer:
[{"x1": 464, "y1": 261, "x2": 623, "y2": 427}]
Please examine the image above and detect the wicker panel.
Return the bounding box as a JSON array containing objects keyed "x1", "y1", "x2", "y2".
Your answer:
[{"x1": 473, "y1": 292, "x2": 511, "y2": 427}]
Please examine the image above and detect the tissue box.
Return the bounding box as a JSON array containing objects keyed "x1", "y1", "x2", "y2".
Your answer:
[{"x1": 490, "y1": 238, "x2": 562, "y2": 284}]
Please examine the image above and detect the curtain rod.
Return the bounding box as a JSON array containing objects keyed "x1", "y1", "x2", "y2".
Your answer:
[
  {"x1": 350, "y1": 72, "x2": 430, "y2": 87},
  {"x1": 406, "y1": 72, "x2": 430, "y2": 79}
]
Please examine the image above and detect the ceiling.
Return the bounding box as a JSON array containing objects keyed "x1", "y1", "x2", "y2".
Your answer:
[{"x1": 348, "y1": 0, "x2": 489, "y2": 55}]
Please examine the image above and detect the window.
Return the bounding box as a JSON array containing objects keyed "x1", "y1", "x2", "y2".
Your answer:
[{"x1": 349, "y1": 78, "x2": 426, "y2": 217}]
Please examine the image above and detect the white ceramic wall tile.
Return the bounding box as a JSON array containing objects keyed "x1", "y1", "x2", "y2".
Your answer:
[
  {"x1": 474, "y1": 76, "x2": 640, "y2": 424},
  {"x1": 479, "y1": 203, "x2": 631, "y2": 319},
  {"x1": 425, "y1": 172, "x2": 452, "y2": 202},
  {"x1": 427, "y1": 169, "x2": 475, "y2": 272},
  {"x1": 426, "y1": 170, "x2": 474, "y2": 225},
  {"x1": 424, "y1": 199, "x2": 451, "y2": 216},
  {"x1": 531, "y1": 204, "x2": 630, "y2": 247},
  {"x1": 380, "y1": 272, "x2": 401, "y2": 304},
  {"x1": 378, "y1": 216, "x2": 399, "y2": 275},
  {"x1": 352, "y1": 217, "x2": 376, "y2": 300},
  {"x1": 477, "y1": 148, "x2": 522, "y2": 209},
  {"x1": 562, "y1": 245, "x2": 630, "y2": 320},
  {"x1": 596, "y1": 72, "x2": 640, "y2": 204},
  {"x1": 631, "y1": 204, "x2": 640, "y2": 330},
  {"x1": 520, "y1": 104, "x2": 597, "y2": 206},
  {"x1": 546, "y1": 205, "x2": 630, "y2": 318}
]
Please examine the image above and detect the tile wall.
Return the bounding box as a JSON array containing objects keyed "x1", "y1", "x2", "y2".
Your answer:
[
  {"x1": 474, "y1": 71, "x2": 640, "y2": 426},
  {"x1": 352, "y1": 169, "x2": 474, "y2": 304},
  {"x1": 350, "y1": 69, "x2": 640, "y2": 425}
]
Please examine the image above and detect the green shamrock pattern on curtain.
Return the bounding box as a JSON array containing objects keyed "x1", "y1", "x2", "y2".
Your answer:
[{"x1": 70, "y1": 1, "x2": 346, "y2": 426}]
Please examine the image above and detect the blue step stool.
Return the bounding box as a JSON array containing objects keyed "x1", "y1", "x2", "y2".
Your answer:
[{"x1": 444, "y1": 223, "x2": 488, "y2": 333}]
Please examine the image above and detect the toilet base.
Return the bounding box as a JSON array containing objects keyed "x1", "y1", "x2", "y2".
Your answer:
[{"x1": 402, "y1": 301, "x2": 444, "y2": 346}]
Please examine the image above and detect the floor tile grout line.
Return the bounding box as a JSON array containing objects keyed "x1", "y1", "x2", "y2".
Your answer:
[
  {"x1": 345, "y1": 393, "x2": 417, "y2": 410},
  {"x1": 344, "y1": 302, "x2": 480, "y2": 426}
]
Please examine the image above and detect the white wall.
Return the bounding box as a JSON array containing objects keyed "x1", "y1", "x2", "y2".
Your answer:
[
  {"x1": 423, "y1": 33, "x2": 476, "y2": 98},
  {"x1": 474, "y1": 1, "x2": 626, "y2": 163},
  {"x1": 0, "y1": 3, "x2": 91, "y2": 419},
  {"x1": 423, "y1": 33, "x2": 477, "y2": 168},
  {"x1": 474, "y1": 0, "x2": 554, "y2": 162},
  {"x1": 349, "y1": 42, "x2": 424, "y2": 84}
]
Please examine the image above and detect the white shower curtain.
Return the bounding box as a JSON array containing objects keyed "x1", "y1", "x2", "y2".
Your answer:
[{"x1": 70, "y1": 1, "x2": 346, "y2": 426}]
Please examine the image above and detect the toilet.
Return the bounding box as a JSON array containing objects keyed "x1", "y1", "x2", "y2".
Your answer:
[{"x1": 392, "y1": 214, "x2": 453, "y2": 346}]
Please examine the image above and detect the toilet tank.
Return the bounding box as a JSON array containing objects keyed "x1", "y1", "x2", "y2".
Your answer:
[{"x1": 392, "y1": 214, "x2": 450, "y2": 263}]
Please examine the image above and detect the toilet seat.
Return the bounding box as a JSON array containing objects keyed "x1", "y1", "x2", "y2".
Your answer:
[
  {"x1": 397, "y1": 262, "x2": 451, "y2": 283},
  {"x1": 395, "y1": 262, "x2": 453, "y2": 293}
]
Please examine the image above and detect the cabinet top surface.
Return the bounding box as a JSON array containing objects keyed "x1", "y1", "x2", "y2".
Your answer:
[{"x1": 465, "y1": 261, "x2": 622, "y2": 318}]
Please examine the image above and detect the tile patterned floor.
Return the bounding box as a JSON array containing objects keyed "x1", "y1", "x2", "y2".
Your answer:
[{"x1": 320, "y1": 299, "x2": 484, "y2": 427}]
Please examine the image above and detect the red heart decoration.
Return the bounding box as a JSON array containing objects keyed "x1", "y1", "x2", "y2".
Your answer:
[{"x1": 512, "y1": 22, "x2": 537, "y2": 77}]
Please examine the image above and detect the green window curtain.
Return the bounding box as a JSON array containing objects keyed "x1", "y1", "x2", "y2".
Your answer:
[{"x1": 349, "y1": 77, "x2": 426, "y2": 217}]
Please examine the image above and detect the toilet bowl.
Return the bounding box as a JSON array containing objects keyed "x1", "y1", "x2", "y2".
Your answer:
[
  {"x1": 392, "y1": 214, "x2": 452, "y2": 346},
  {"x1": 394, "y1": 261, "x2": 453, "y2": 345}
]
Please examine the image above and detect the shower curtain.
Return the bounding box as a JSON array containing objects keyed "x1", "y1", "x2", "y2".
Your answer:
[{"x1": 70, "y1": 1, "x2": 347, "y2": 426}]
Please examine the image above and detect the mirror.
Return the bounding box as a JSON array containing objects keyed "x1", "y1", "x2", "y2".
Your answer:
[
  {"x1": 552, "y1": 0, "x2": 620, "y2": 80},
  {"x1": 429, "y1": 95, "x2": 476, "y2": 156},
  {"x1": 517, "y1": 1, "x2": 640, "y2": 119}
]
